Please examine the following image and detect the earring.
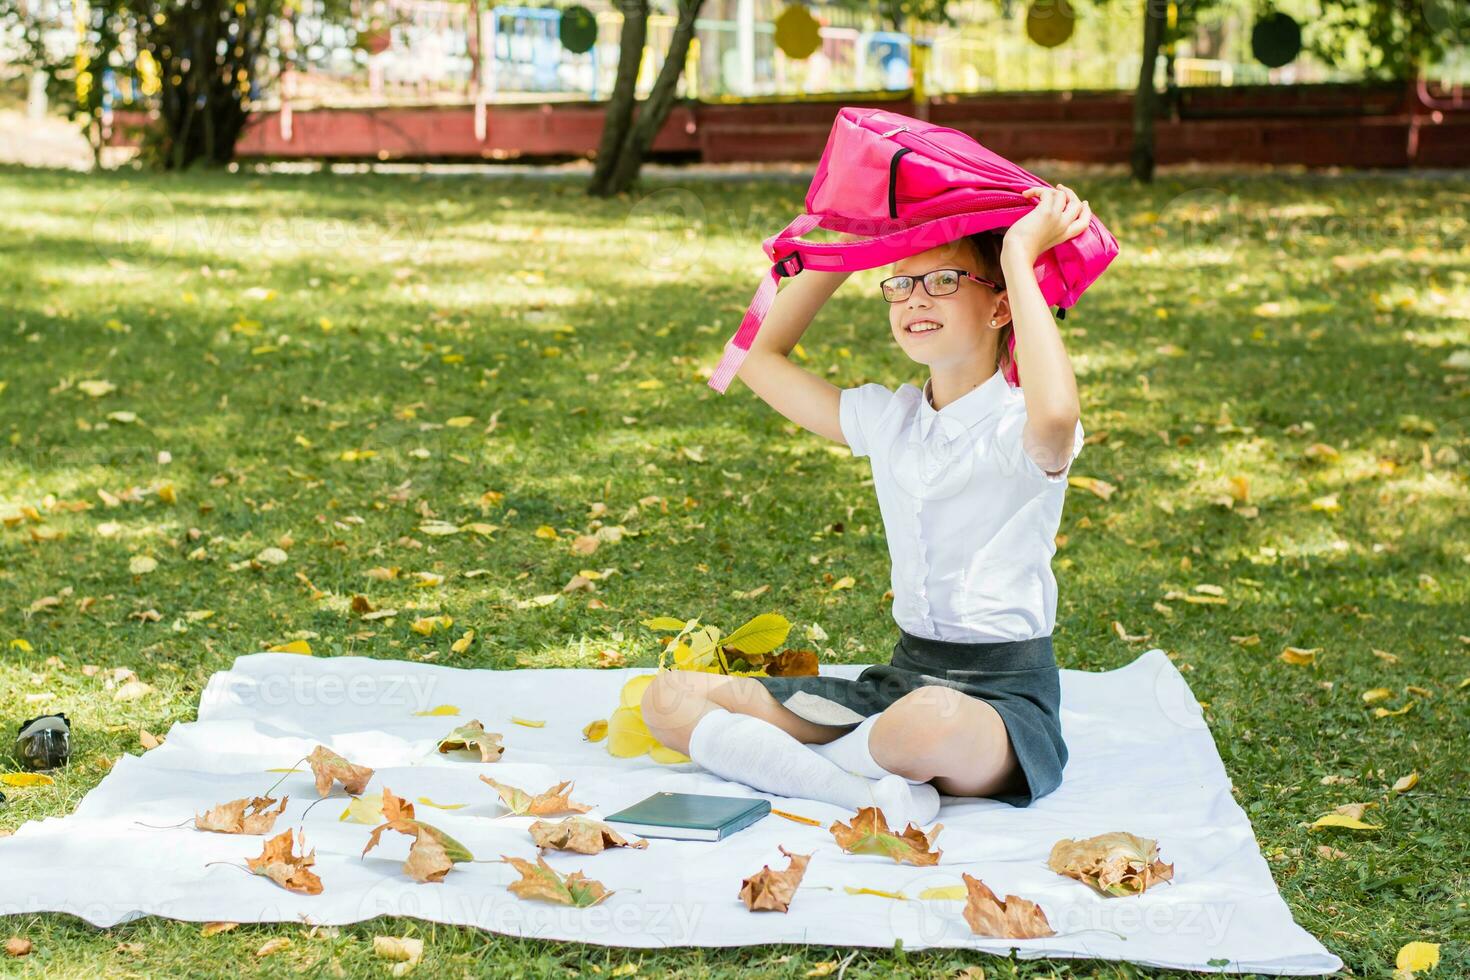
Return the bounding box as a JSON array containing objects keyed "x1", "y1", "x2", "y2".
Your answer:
[{"x1": 990, "y1": 319, "x2": 997, "y2": 325}]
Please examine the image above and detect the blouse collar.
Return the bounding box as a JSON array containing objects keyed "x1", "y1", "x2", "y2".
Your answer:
[{"x1": 916, "y1": 369, "x2": 1010, "y2": 441}]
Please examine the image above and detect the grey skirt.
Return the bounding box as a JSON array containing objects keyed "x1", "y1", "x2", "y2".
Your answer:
[{"x1": 753, "y1": 628, "x2": 1067, "y2": 807}]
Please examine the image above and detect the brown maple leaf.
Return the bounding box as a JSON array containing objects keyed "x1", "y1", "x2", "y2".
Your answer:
[
  {"x1": 528, "y1": 816, "x2": 648, "y2": 855},
  {"x1": 1047, "y1": 832, "x2": 1175, "y2": 896},
  {"x1": 829, "y1": 806, "x2": 942, "y2": 866},
  {"x1": 481, "y1": 777, "x2": 593, "y2": 816},
  {"x1": 245, "y1": 829, "x2": 323, "y2": 895},
  {"x1": 306, "y1": 745, "x2": 374, "y2": 797},
  {"x1": 194, "y1": 795, "x2": 288, "y2": 835},
  {"x1": 764, "y1": 649, "x2": 819, "y2": 676},
  {"x1": 361, "y1": 788, "x2": 474, "y2": 883},
  {"x1": 436, "y1": 720, "x2": 504, "y2": 763},
  {"x1": 738, "y1": 846, "x2": 811, "y2": 913},
  {"x1": 501, "y1": 854, "x2": 611, "y2": 907},
  {"x1": 961, "y1": 874, "x2": 1055, "y2": 938}
]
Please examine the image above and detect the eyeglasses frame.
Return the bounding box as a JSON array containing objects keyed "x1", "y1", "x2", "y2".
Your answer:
[{"x1": 879, "y1": 268, "x2": 1003, "y2": 303}]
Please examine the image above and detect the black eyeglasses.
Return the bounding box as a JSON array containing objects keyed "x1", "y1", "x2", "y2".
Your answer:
[{"x1": 880, "y1": 268, "x2": 1001, "y2": 303}]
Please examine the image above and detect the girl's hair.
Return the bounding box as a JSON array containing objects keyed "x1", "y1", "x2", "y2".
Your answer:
[{"x1": 962, "y1": 231, "x2": 1018, "y2": 386}]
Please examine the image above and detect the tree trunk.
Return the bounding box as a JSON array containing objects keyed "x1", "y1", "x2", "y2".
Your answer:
[
  {"x1": 600, "y1": 0, "x2": 704, "y2": 196},
  {"x1": 1131, "y1": 0, "x2": 1166, "y2": 182},
  {"x1": 588, "y1": 0, "x2": 650, "y2": 197}
]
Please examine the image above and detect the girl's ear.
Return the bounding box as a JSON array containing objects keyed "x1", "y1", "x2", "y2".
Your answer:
[{"x1": 990, "y1": 291, "x2": 1012, "y2": 329}]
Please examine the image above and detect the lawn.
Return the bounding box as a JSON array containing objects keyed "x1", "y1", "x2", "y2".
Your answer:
[{"x1": 0, "y1": 161, "x2": 1467, "y2": 977}]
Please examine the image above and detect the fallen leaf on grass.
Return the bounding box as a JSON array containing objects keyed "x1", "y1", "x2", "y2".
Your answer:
[
  {"x1": 1396, "y1": 941, "x2": 1440, "y2": 975},
  {"x1": 436, "y1": 721, "x2": 504, "y2": 762},
  {"x1": 1362, "y1": 687, "x2": 1393, "y2": 703},
  {"x1": 362, "y1": 788, "x2": 474, "y2": 883},
  {"x1": 0, "y1": 773, "x2": 55, "y2": 787},
  {"x1": 373, "y1": 935, "x2": 424, "y2": 976},
  {"x1": 4, "y1": 938, "x2": 32, "y2": 957},
  {"x1": 307, "y1": 745, "x2": 374, "y2": 796},
  {"x1": 1375, "y1": 701, "x2": 1416, "y2": 718},
  {"x1": 481, "y1": 777, "x2": 592, "y2": 817},
  {"x1": 739, "y1": 846, "x2": 810, "y2": 912},
  {"x1": 1068, "y1": 475, "x2": 1117, "y2": 500},
  {"x1": 268, "y1": 640, "x2": 312, "y2": 655},
  {"x1": 529, "y1": 816, "x2": 648, "y2": 855},
  {"x1": 200, "y1": 922, "x2": 238, "y2": 937},
  {"x1": 502, "y1": 854, "x2": 610, "y2": 907},
  {"x1": 195, "y1": 795, "x2": 288, "y2": 835},
  {"x1": 1310, "y1": 813, "x2": 1381, "y2": 831},
  {"x1": 962, "y1": 874, "x2": 1055, "y2": 938},
  {"x1": 829, "y1": 807, "x2": 942, "y2": 866},
  {"x1": 1279, "y1": 646, "x2": 1319, "y2": 666},
  {"x1": 245, "y1": 829, "x2": 322, "y2": 895},
  {"x1": 1047, "y1": 832, "x2": 1174, "y2": 896},
  {"x1": 1112, "y1": 621, "x2": 1149, "y2": 643},
  {"x1": 1392, "y1": 772, "x2": 1419, "y2": 793},
  {"x1": 256, "y1": 937, "x2": 291, "y2": 956}
]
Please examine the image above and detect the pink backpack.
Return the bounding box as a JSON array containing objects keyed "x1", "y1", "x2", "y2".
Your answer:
[{"x1": 708, "y1": 106, "x2": 1120, "y2": 393}]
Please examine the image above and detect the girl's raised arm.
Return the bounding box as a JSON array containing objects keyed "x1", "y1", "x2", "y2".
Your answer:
[{"x1": 733, "y1": 266, "x2": 853, "y2": 444}]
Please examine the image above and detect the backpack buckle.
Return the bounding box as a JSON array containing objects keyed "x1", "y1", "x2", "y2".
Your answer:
[{"x1": 774, "y1": 253, "x2": 805, "y2": 278}]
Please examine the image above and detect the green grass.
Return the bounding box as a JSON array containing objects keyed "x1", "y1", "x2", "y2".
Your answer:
[{"x1": 1, "y1": 161, "x2": 1467, "y2": 978}]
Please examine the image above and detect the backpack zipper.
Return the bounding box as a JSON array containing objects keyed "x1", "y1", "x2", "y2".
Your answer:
[{"x1": 887, "y1": 147, "x2": 913, "y2": 219}]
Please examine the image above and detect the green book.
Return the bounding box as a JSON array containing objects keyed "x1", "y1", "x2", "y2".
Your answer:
[{"x1": 604, "y1": 792, "x2": 770, "y2": 842}]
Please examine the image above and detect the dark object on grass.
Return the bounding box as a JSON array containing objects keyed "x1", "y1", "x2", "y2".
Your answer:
[{"x1": 14, "y1": 713, "x2": 71, "y2": 772}]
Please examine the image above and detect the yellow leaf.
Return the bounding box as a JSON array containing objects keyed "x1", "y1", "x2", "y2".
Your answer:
[
  {"x1": 9, "y1": 639, "x2": 33, "y2": 652},
  {"x1": 416, "y1": 797, "x2": 468, "y2": 810},
  {"x1": 410, "y1": 615, "x2": 453, "y2": 636},
  {"x1": 1310, "y1": 813, "x2": 1381, "y2": 831},
  {"x1": 268, "y1": 640, "x2": 312, "y2": 655},
  {"x1": 445, "y1": 416, "x2": 476, "y2": 428},
  {"x1": 534, "y1": 525, "x2": 559, "y2": 540},
  {"x1": 831, "y1": 576, "x2": 855, "y2": 591},
  {"x1": 1310, "y1": 494, "x2": 1340, "y2": 512},
  {"x1": 1362, "y1": 687, "x2": 1393, "y2": 703},
  {"x1": 1279, "y1": 646, "x2": 1318, "y2": 666},
  {"x1": 918, "y1": 885, "x2": 969, "y2": 900},
  {"x1": 619, "y1": 674, "x2": 656, "y2": 709},
  {"x1": 1396, "y1": 941, "x2": 1440, "y2": 974},
  {"x1": 1068, "y1": 475, "x2": 1117, "y2": 500},
  {"x1": 649, "y1": 744, "x2": 691, "y2": 765},
  {"x1": 843, "y1": 886, "x2": 909, "y2": 900},
  {"x1": 0, "y1": 772, "x2": 56, "y2": 787},
  {"x1": 640, "y1": 616, "x2": 687, "y2": 630},
  {"x1": 606, "y1": 706, "x2": 657, "y2": 758},
  {"x1": 451, "y1": 630, "x2": 475, "y2": 654},
  {"x1": 414, "y1": 705, "x2": 460, "y2": 717},
  {"x1": 721, "y1": 613, "x2": 792, "y2": 655},
  {"x1": 1392, "y1": 772, "x2": 1419, "y2": 793},
  {"x1": 340, "y1": 793, "x2": 385, "y2": 824},
  {"x1": 512, "y1": 717, "x2": 546, "y2": 728},
  {"x1": 129, "y1": 555, "x2": 158, "y2": 575},
  {"x1": 582, "y1": 719, "x2": 608, "y2": 742},
  {"x1": 1375, "y1": 701, "x2": 1416, "y2": 718},
  {"x1": 373, "y1": 935, "x2": 424, "y2": 976}
]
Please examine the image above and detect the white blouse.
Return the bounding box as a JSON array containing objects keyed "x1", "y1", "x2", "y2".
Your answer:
[{"x1": 839, "y1": 368, "x2": 1084, "y2": 644}]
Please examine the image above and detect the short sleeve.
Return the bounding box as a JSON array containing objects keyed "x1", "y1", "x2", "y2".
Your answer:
[
  {"x1": 838, "y1": 382, "x2": 896, "y2": 458},
  {"x1": 1026, "y1": 417, "x2": 1085, "y2": 483}
]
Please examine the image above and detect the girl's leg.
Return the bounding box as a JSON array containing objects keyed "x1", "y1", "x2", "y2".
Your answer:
[
  {"x1": 867, "y1": 685, "x2": 1025, "y2": 799},
  {"x1": 639, "y1": 670, "x2": 851, "y2": 754},
  {"x1": 641, "y1": 672, "x2": 942, "y2": 827}
]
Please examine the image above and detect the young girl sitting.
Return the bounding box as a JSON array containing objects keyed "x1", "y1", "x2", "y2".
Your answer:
[{"x1": 642, "y1": 184, "x2": 1094, "y2": 828}]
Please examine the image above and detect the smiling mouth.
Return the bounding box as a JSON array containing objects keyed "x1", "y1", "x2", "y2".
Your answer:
[{"x1": 905, "y1": 319, "x2": 944, "y2": 334}]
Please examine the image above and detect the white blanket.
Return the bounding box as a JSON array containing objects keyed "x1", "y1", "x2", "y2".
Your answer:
[{"x1": 0, "y1": 650, "x2": 1341, "y2": 975}]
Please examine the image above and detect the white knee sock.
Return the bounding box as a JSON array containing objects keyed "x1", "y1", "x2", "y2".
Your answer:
[
  {"x1": 687, "y1": 708, "x2": 940, "y2": 828},
  {"x1": 811, "y1": 714, "x2": 927, "y2": 785}
]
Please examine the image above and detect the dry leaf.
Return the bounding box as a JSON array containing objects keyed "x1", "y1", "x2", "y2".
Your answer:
[
  {"x1": 195, "y1": 795, "x2": 289, "y2": 835},
  {"x1": 436, "y1": 721, "x2": 504, "y2": 763},
  {"x1": 502, "y1": 854, "x2": 611, "y2": 907},
  {"x1": 362, "y1": 788, "x2": 474, "y2": 883},
  {"x1": 511, "y1": 717, "x2": 545, "y2": 728},
  {"x1": 4, "y1": 938, "x2": 32, "y2": 957},
  {"x1": 307, "y1": 745, "x2": 374, "y2": 796},
  {"x1": 1280, "y1": 646, "x2": 1319, "y2": 666},
  {"x1": 245, "y1": 829, "x2": 323, "y2": 895},
  {"x1": 1112, "y1": 621, "x2": 1149, "y2": 643},
  {"x1": 738, "y1": 846, "x2": 811, "y2": 912},
  {"x1": 582, "y1": 719, "x2": 608, "y2": 742},
  {"x1": 1047, "y1": 832, "x2": 1174, "y2": 896},
  {"x1": 256, "y1": 937, "x2": 291, "y2": 956},
  {"x1": 1392, "y1": 772, "x2": 1419, "y2": 793},
  {"x1": 528, "y1": 816, "x2": 648, "y2": 855},
  {"x1": 200, "y1": 922, "x2": 238, "y2": 937},
  {"x1": 373, "y1": 936, "x2": 425, "y2": 976},
  {"x1": 413, "y1": 704, "x2": 459, "y2": 717},
  {"x1": 1310, "y1": 813, "x2": 1381, "y2": 831},
  {"x1": 1068, "y1": 475, "x2": 1117, "y2": 500},
  {"x1": 481, "y1": 777, "x2": 592, "y2": 817},
  {"x1": 1396, "y1": 941, "x2": 1440, "y2": 975},
  {"x1": 961, "y1": 874, "x2": 1055, "y2": 938},
  {"x1": 828, "y1": 807, "x2": 942, "y2": 866}
]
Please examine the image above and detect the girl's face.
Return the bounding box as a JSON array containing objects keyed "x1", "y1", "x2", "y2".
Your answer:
[{"x1": 885, "y1": 243, "x2": 1009, "y2": 369}]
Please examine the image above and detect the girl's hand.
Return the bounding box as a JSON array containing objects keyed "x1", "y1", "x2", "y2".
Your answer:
[{"x1": 1002, "y1": 183, "x2": 1092, "y2": 266}]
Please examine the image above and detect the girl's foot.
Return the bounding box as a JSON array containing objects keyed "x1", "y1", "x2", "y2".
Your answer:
[{"x1": 869, "y1": 773, "x2": 942, "y2": 828}]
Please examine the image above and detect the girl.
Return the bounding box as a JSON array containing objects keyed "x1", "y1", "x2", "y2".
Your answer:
[{"x1": 642, "y1": 184, "x2": 1093, "y2": 828}]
